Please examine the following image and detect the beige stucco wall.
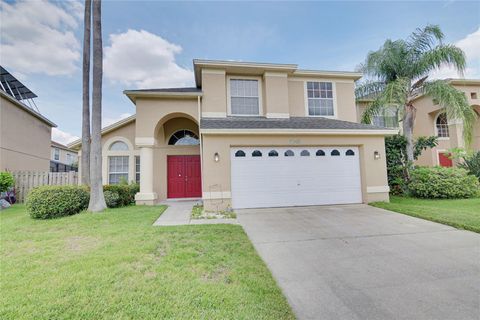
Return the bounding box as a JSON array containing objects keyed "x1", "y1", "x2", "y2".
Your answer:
[
  {"x1": 201, "y1": 69, "x2": 227, "y2": 116},
  {"x1": 264, "y1": 73, "x2": 289, "y2": 116},
  {"x1": 51, "y1": 146, "x2": 78, "y2": 165},
  {"x1": 201, "y1": 133, "x2": 389, "y2": 211},
  {"x1": 0, "y1": 96, "x2": 51, "y2": 171}
]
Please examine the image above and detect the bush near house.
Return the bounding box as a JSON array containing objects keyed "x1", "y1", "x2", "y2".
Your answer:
[
  {"x1": 26, "y1": 186, "x2": 89, "y2": 219},
  {"x1": 409, "y1": 167, "x2": 479, "y2": 199},
  {"x1": 0, "y1": 172, "x2": 14, "y2": 193},
  {"x1": 103, "y1": 183, "x2": 139, "y2": 207},
  {"x1": 459, "y1": 150, "x2": 480, "y2": 182},
  {"x1": 103, "y1": 190, "x2": 120, "y2": 208}
]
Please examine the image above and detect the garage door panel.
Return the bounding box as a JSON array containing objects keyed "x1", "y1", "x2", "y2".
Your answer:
[{"x1": 231, "y1": 147, "x2": 362, "y2": 209}]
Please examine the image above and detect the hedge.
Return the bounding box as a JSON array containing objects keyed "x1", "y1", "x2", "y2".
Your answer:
[
  {"x1": 26, "y1": 185, "x2": 89, "y2": 219},
  {"x1": 409, "y1": 167, "x2": 479, "y2": 199},
  {"x1": 103, "y1": 183, "x2": 139, "y2": 207}
]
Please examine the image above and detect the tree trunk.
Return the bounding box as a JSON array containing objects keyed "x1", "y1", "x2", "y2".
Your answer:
[
  {"x1": 403, "y1": 103, "x2": 416, "y2": 163},
  {"x1": 88, "y1": 0, "x2": 106, "y2": 212},
  {"x1": 81, "y1": 0, "x2": 91, "y2": 186}
]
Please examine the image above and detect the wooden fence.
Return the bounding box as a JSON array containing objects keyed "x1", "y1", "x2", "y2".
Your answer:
[{"x1": 12, "y1": 171, "x2": 78, "y2": 203}]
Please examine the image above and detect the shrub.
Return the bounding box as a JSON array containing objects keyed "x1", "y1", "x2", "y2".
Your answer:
[
  {"x1": 409, "y1": 167, "x2": 479, "y2": 199},
  {"x1": 0, "y1": 172, "x2": 14, "y2": 193},
  {"x1": 26, "y1": 186, "x2": 89, "y2": 219},
  {"x1": 104, "y1": 190, "x2": 120, "y2": 208},
  {"x1": 103, "y1": 183, "x2": 138, "y2": 206},
  {"x1": 459, "y1": 150, "x2": 480, "y2": 182}
]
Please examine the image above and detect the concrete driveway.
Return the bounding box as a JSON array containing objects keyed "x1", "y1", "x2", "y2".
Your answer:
[{"x1": 237, "y1": 204, "x2": 480, "y2": 320}]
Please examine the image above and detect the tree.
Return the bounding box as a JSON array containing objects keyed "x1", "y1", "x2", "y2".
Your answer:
[
  {"x1": 81, "y1": 0, "x2": 91, "y2": 186},
  {"x1": 87, "y1": 0, "x2": 106, "y2": 212},
  {"x1": 356, "y1": 25, "x2": 476, "y2": 163}
]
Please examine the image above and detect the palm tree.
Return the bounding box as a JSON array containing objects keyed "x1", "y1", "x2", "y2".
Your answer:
[
  {"x1": 88, "y1": 0, "x2": 106, "y2": 212},
  {"x1": 81, "y1": 0, "x2": 91, "y2": 186},
  {"x1": 356, "y1": 25, "x2": 476, "y2": 163}
]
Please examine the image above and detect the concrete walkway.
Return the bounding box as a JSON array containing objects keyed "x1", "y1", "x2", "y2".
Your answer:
[
  {"x1": 237, "y1": 204, "x2": 480, "y2": 320},
  {"x1": 153, "y1": 200, "x2": 237, "y2": 226}
]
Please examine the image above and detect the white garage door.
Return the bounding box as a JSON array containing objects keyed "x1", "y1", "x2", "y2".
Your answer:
[{"x1": 231, "y1": 146, "x2": 362, "y2": 209}]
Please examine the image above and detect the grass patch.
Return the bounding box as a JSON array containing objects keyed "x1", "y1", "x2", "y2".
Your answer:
[
  {"x1": 371, "y1": 196, "x2": 480, "y2": 233},
  {"x1": 191, "y1": 204, "x2": 237, "y2": 219},
  {"x1": 1, "y1": 205, "x2": 293, "y2": 319}
]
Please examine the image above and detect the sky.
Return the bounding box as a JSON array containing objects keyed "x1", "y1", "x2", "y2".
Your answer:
[{"x1": 1, "y1": 0, "x2": 479, "y2": 144}]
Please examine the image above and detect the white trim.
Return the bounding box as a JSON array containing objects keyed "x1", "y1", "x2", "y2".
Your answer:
[
  {"x1": 434, "y1": 112, "x2": 450, "y2": 139},
  {"x1": 202, "y1": 111, "x2": 227, "y2": 118},
  {"x1": 266, "y1": 113, "x2": 290, "y2": 119},
  {"x1": 194, "y1": 59, "x2": 297, "y2": 70},
  {"x1": 201, "y1": 128, "x2": 399, "y2": 135},
  {"x1": 304, "y1": 81, "x2": 338, "y2": 119},
  {"x1": 201, "y1": 68, "x2": 226, "y2": 75},
  {"x1": 102, "y1": 136, "x2": 137, "y2": 184},
  {"x1": 289, "y1": 77, "x2": 354, "y2": 84},
  {"x1": 293, "y1": 69, "x2": 362, "y2": 80},
  {"x1": 135, "y1": 137, "x2": 155, "y2": 147},
  {"x1": 226, "y1": 75, "x2": 264, "y2": 116},
  {"x1": 264, "y1": 72, "x2": 288, "y2": 78},
  {"x1": 202, "y1": 191, "x2": 232, "y2": 200},
  {"x1": 367, "y1": 186, "x2": 390, "y2": 193},
  {"x1": 166, "y1": 129, "x2": 200, "y2": 145}
]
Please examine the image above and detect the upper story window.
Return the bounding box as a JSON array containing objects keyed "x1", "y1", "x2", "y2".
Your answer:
[
  {"x1": 54, "y1": 148, "x2": 60, "y2": 160},
  {"x1": 372, "y1": 107, "x2": 399, "y2": 128},
  {"x1": 307, "y1": 82, "x2": 334, "y2": 116},
  {"x1": 230, "y1": 79, "x2": 260, "y2": 115},
  {"x1": 436, "y1": 113, "x2": 449, "y2": 138}
]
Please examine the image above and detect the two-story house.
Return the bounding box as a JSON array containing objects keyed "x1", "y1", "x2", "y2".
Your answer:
[
  {"x1": 70, "y1": 60, "x2": 397, "y2": 210},
  {"x1": 357, "y1": 79, "x2": 480, "y2": 167},
  {"x1": 50, "y1": 141, "x2": 78, "y2": 172}
]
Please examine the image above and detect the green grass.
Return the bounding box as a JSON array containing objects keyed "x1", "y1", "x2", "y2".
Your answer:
[
  {"x1": 1, "y1": 205, "x2": 293, "y2": 320},
  {"x1": 371, "y1": 196, "x2": 480, "y2": 233}
]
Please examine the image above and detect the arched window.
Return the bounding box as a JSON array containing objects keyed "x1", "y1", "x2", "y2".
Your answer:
[
  {"x1": 109, "y1": 141, "x2": 129, "y2": 151},
  {"x1": 346, "y1": 149, "x2": 355, "y2": 156},
  {"x1": 316, "y1": 150, "x2": 325, "y2": 156},
  {"x1": 284, "y1": 150, "x2": 294, "y2": 157},
  {"x1": 436, "y1": 113, "x2": 449, "y2": 138},
  {"x1": 268, "y1": 150, "x2": 278, "y2": 157},
  {"x1": 168, "y1": 130, "x2": 199, "y2": 145},
  {"x1": 235, "y1": 150, "x2": 246, "y2": 157},
  {"x1": 300, "y1": 150, "x2": 310, "y2": 156},
  {"x1": 331, "y1": 149, "x2": 340, "y2": 156},
  {"x1": 252, "y1": 150, "x2": 262, "y2": 157}
]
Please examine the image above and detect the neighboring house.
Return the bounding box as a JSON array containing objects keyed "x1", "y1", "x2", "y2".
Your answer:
[
  {"x1": 357, "y1": 79, "x2": 480, "y2": 167},
  {"x1": 70, "y1": 59, "x2": 397, "y2": 210},
  {"x1": 0, "y1": 66, "x2": 56, "y2": 172},
  {"x1": 50, "y1": 141, "x2": 78, "y2": 172}
]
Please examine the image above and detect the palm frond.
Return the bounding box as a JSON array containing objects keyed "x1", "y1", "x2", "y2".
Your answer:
[
  {"x1": 414, "y1": 45, "x2": 466, "y2": 79},
  {"x1": 424, "y1": 80, "x2": 477, "y2": 147},
  {"x1": 408, "y1": 24, "x2": 444, "y2": 53},
  {"x1": 355, "y1": 80, "x2": 386, "y2": 99},
  {"x1": 360, "y1": 98, "x2": 384, "y2": 124}
]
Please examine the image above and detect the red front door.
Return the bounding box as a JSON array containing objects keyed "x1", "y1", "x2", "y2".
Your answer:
[
  {"x1": 167, "y1": 155, "x2": 202, "y2": 198},
  {"x1": 438, "y1": 152, "x2": 453, "y2": 167}
]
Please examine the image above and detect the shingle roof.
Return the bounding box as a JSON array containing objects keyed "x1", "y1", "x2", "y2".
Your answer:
[
  {"x1": 200, "y1": 116, "x2": 387, "y2": 130},
  {"x1": 124, "y1": 87, "x2": 201, "y2": 93}
]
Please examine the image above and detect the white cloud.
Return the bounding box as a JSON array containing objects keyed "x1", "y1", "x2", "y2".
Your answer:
[
  {"x1": 52, "y1": 127, "x2": 79, "y2": 145},
  {"x1": 0, "y1": 0, "x2": 81, "y2": 76},
  {"x1": 430, "y1": 27, "x2": 480, "y2": 79},
  {"x1": 104, "y1": 29, "x2": 193, "y2": 88},
  {"x1": 104, "y1": 113, "x2": 133, "y2": 127}
]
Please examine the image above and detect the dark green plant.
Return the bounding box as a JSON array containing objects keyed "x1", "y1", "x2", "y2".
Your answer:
[
  {"x1": 0, "y1": 172, "x2": 15, "y2": 193},
  {"x1": 385, "y1": 134, "x2": 437, "y2": 194},
  {"x1": 104, "y1": 190, "x2": 120, "y2": 208},
  {"x1": 409, "y1": 167, "x2": 479, "y2": 199},
  {"x1": 103, "y1": 182, "x2": 138, "y2": 207},
  {"x1": 459, "y1": 150, "x2": 480, "y2": 181},
  {"x1": 26, "y1": 186, "x2": 89, "y2": 219}
]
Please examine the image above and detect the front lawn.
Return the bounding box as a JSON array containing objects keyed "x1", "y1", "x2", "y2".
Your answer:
[
  {"x1": 1, "y1": 205, "x2": 293, "y2": 319},
  {"x1": 371, "y1": 196, "x2": 480, "y2": 233}
]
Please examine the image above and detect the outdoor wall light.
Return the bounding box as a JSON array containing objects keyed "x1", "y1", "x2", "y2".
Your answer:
[
  {"x1": 214, "y1": 152, "x2": 220, "y2": 162},
  {"x1": 374, "y1": 151, "x2": 381, "y2": 160}
]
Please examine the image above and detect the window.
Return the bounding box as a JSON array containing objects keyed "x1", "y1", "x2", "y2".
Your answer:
[
  {"x1": 230, "y1": 79, "x2": 259, "y2": 115},
  {"x1": 436, "y1": 113, "x2": 449, "y2": 138},
  {"x1": 300, "y1": 150, "x2": 310, "y2": 156},
  {"x1": 331, "y1": 149, "x2": 340, "y2": 156},
  {"x1": 168, "y1": 130, "x2": 199, "y2": 145},
  {"x1": 54, "y1": 148, "x2": 59, "y2": 160},
  {"x1": 135, "y1": 156, "x2": 140, "y2": 184},
  {"x1": 346, "y1": 149, "x2": 355, "y2": 156},
  {"x1": 235, "y1": 150, "x2": 246, "y2": 157},
  {"x1": 268, "y1": 150, "x2": 279, "y2": 157},
  {"x1": 316, "y1": 150, "x2": 325, "y2": 156},
  {"x1": 284, "y1": 150, "x2": 294, "y2": 157},
  {"x1": 372, "y1": 108, "x2": 399, "y2": 128},
  {"x1": 109, "y1": 141, "x2": 129, "y2": 151},
  {"x1": 252, "y1": 150, "x2": 262, "y2": 157},
  {"x1": 307, "y1": 81, "x2": 334, "y2": 116},
  {"x1": 109, "y1": 156, "x2": 129, "y2": 184}
]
